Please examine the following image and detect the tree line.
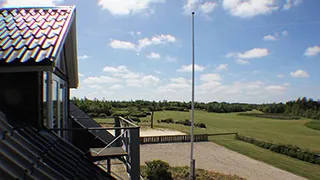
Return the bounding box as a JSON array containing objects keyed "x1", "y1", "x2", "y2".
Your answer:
[
  {"x1": 257, "y1": 97, "x2": 320, "y2": 120},
  {"x1": 70, "y1": 97, "x2": 254, "y2": 117},
  {"x1": 70, "y1": 97, "x2": 320, "y2": 120}
]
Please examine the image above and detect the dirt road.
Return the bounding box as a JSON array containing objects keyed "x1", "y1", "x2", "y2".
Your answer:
[{"x1": 140, "y1": 142, "x2": 306, "y2": 180}]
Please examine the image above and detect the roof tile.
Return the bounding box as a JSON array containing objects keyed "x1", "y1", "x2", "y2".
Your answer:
[{"x1": 0, "y1": 6, "x2": 75, "y2": 66}]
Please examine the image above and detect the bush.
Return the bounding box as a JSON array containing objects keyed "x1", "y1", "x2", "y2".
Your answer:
[
  {"x1": 235, "y1": 134, "x2": 320, "y2": 165},
  {"x1": 157, "y1": 118, "x2": 207, "y2": 128},
  {"x1": 99, "y1": 113, "x2": 107, "y2": 118},
  {"x1": 131, "y1": 111, "x2": 147, "y2": 117},
  {"x1": 145, "y1": 160, "x2": 173, "y2": 180},
  {"x1": 195, "y1": 122, "x2": 206, "y2": 128},
  {"x1": 112, "y1": 111, "x2": 129, "y2": 117},
  {"x1": 129, "y1": 117, "x2": 141, "y2": 122},
  {"x1": 160, "y1": 118, "x2": 174, "y2": 123},
  {"x1": 88, "y1": 112, "x2": 98, "y2": 117}
]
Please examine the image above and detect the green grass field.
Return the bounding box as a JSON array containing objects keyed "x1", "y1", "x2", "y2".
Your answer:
[
  {"x1": 306, "y1": 120, "x2": 320, "y2": 131},
  {"x1": 139, "y1": 110, "x2": 320, "y2": 179}
]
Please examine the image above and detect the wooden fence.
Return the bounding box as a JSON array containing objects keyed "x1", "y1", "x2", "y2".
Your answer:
[{"x1": 140, "y1": 133, "x2": 237, "y2": 144}]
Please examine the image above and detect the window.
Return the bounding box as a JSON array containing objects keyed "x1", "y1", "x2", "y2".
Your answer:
[
  {"x1": 52, "y1": 80, "x2": 59, "y2": 131},
  {"x1": 43, "y1": 72, "x2": 48, "y2": 128},
  {"x1": 42, "y1": 72, "x2": 68, "y2": 138}
]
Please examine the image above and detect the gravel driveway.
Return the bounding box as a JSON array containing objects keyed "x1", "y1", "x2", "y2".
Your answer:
[{"x1": 140, "y1": 142, "x2": 306, "y2": 180}]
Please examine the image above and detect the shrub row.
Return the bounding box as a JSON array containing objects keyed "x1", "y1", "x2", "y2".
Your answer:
[
  {"x1": 157, "y1": 119, "x2": 206, "y2": 128},
  {"x1": 163, "y1": 106, "x2": 189, "y2": 112},
  {"x1": 235, "y1": 134, "x2": 320, "y2": 165},
  {"x1": 237, "y1": 113, "x2": 300, "y2": 120}
]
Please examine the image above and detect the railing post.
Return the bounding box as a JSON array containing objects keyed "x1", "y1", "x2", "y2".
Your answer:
[
  {"x1": 129, "y1": 127, "x2": 140, "y2": 180},
  {"x1": 115, "y1": 117, "x2": 121, "y2": 147}
]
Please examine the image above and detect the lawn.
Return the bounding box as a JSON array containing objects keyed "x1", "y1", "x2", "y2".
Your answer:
[
  {"x1": 306, "y1": 120, "x2": 320, "y2": 131},
  {"x1": 139, "y1": 110, "x2": 320, "y2": 180},
  {"x1": 94, "y1": 117, "x2": 115, "y2": 124},
  {"x1": 140, "y1": 110, "x2": 320, "y2": 151}
]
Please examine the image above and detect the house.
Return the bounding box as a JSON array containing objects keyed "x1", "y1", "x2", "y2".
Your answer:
[{"x1": 0, "y1": 6, "x2": 140, "y2": 179}]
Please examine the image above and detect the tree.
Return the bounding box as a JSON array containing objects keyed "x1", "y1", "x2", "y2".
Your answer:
[{"x1": 149, "y1": 101, "x2": 156, "y2": 129}]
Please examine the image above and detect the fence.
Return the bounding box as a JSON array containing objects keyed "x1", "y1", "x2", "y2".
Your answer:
[{"x1": 140, "y1": 132, "x2": 237, "y2": 144}]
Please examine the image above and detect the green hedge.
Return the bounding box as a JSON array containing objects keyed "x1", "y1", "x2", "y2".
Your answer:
[
  {"x1": 237, "y1": 113, "x2": 300, "y2": 120},
  {"x1": 235, "y1": 134, "x2": 320, "y2": 165},
  {"x1": 157, "y1": 119, "x2": 206, "y2": 128}
]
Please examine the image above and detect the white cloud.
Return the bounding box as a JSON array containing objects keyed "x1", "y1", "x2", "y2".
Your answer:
[
  {"x1": 282, "y1": 30, "x2": 289, "y2": 36},
  {"x1": 89, "y1": 85, "x2": 103, "y2": 90},
  {"x1": 283, "y1": 0, "x2": 303, "y2": 10},
  {"x1": 109, "y1": 84, "x2": 123, "y2": 90},
  {"x1": 183, "y1": 0, "x2": 217, "y2": 15},
  {"x1": 147, "y1": 52, "x2": 161, "y2": 59},
  {"x1": 265, "y1": 85, "x2": 287, "y2": 93},
  {"x1": 177, "y1": 64, "x2": 205, "y2": 72},
  {"x1": 166, "y1": 56, "x2": 177, "y2": 62},
  {"x1": 103, "y1": 65, "x2": 142, "y2": 79},
  {"x1": 238, "y1": 48, "x2": 269, "y2": 59},
  {"x1": 215, "y1": 64, "x2": 228, "y2": 71},
  {"x1": 263, "y1": 35, "x2": 277, "y2": 41},
  {"x1": 109, "y1": 40, "x2": 136, "y2": 50},
  {"x1": 138, "y1": 34, "x2": 176, "y2": 50},
  {"x1": 183, "y1": 0, "x2": 198, "y2": 14},
  {"x1": 109, "y1": 34, "x2": 177, "y2": 51},
  {"x1": 83, "y1": 76, "x2": 121, "y2": 84},
  {"x1": 2, "y1": 0, "x2": 63, "y2": 6},
  {"x1": 78, "y1": 55, "x2": 91, "y2": 60},
  {"x1": 98, "y1": 0, "x2": 165, "y2": 15},
  {"x1": 290, "y1": 69, "x2": 309, "y2": 78},
  {"x1": 277, "y1": 74, "x2": 285, "y2": 78},
  {"x1": 103, "y1": 65, "x2": 128, "y2": 73},
  {"x1": 141, "y1": 75, "x2": 160, "y2": 86},
  {"x1": 199, "y1": 2, "x2": 218, "y2": 14},
  {"x1": 223, "y1": 0, "x2": 279, "y2": 18},
  {"x1": 304, "y1": 46, "x2": 320, "y2": 57},
  {"x1": 113, "y1": 72, "x2": 141, "y2": 79},
  {"x1": 154, "y1": 70, "x2": 161, "y2": 74},
  {"x1": 129, "y1": 31, "x2": 142, "y2": 37},
  {"x1": 158, "y1": 78, "x2": 191, "y2": 92},
  {"x1": 126, "y1": 79, "x2": 142, "y2": 87},
  {"x1": 200, "y1": 73, "x2": 222, "y2": 82},
  {"x1": 170, "y1": 77, "x2": 189, "y2": 84},
  {"x1": 78, "y1": 73, "x2": 84, "y2": 77},
  {"x1": 127, "y1": 75, "x2": 159, "y2": 87},
  {"x1": 263, "y1": 30, "x2": 289, "y2": 41},
  {"x1": 236, "y1": 59, "x2": 249, "y2": 65},
  {"x1": 197, "y1": 81, "x2": 222, "y2": 92}
]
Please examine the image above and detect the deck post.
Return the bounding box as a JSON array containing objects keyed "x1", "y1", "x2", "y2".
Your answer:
[
  {"x1": 129, "y1": 127, "x2": 140, "y2": 180},
  {"x1": 115, "y1": 117, "x2": 121, "y2": 147},
  {"x1": 107, "y1": 158, "x2": 111, "y2": 174}
]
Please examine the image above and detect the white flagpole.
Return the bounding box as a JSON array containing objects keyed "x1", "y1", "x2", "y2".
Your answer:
[{"x1": 190, "y1": 11, "x2": 195, "y2": 180}]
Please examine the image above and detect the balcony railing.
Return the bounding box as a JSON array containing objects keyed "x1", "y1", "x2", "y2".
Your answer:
[{"x1": 50, "y1": 116, "x2": 140, "y2": 180}]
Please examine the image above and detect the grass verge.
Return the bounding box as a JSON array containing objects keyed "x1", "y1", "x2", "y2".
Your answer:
[{"x1": 211, "y1": 135, "x2": 320, "y2": 180}]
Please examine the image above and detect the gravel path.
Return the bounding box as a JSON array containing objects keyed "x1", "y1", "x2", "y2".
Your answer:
[{"x1": 140, "y1": 142, "x2": 306, "y2": 180}]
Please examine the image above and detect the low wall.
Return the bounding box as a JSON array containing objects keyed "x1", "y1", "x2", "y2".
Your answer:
[{"x1": 140, "y1": 133, "x2": 238, "y2": 144}]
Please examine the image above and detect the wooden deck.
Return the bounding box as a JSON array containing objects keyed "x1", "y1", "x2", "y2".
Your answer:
[{"x1": 90, "y1": 147, "x2": 127, "y2": 161}]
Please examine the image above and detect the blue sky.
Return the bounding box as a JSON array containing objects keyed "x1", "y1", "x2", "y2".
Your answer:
[{"x1": 2, "y1": 0, "x2": 320, "y2": 103}]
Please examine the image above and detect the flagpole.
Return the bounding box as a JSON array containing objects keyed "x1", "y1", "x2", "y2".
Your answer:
[{"x1": 190, "y1": 11, "x2": 195, "y2": 180}]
